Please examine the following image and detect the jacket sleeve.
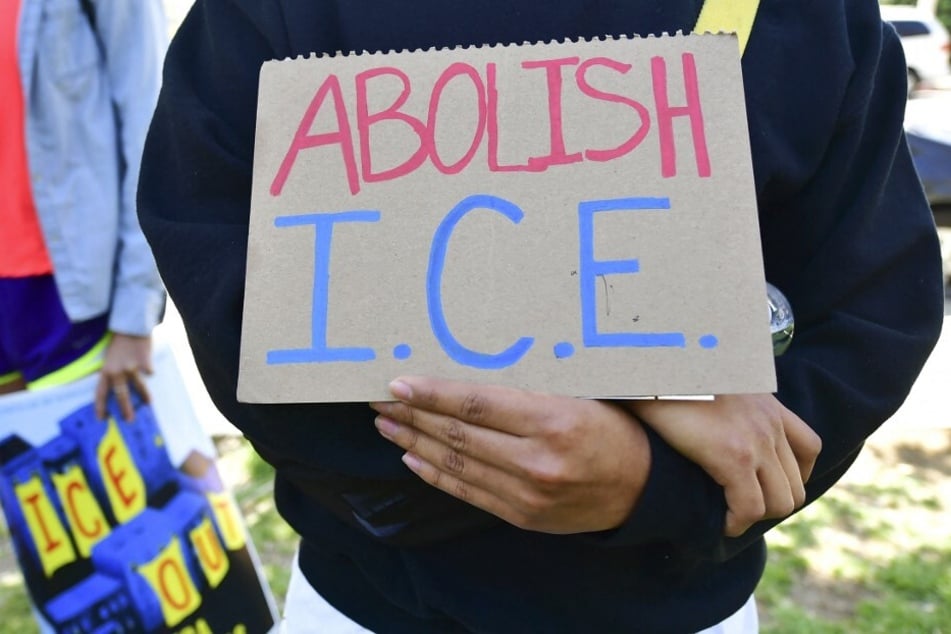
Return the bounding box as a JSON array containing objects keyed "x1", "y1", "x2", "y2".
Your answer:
[
  {"x1": 595, "y1": 0, "x2": 944, "y2": 557},
  {"x1": 92, "y1": 0, "x2": 167, "y2": 335}
]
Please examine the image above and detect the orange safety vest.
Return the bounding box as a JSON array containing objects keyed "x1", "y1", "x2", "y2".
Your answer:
[{"x1": 0, "y1": 0, "x2": 54, "y2": 277}]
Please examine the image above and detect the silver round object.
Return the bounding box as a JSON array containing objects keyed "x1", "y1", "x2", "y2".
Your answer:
[{"x1": 767, "y1": 282, "x2": 795, "y2": 356}]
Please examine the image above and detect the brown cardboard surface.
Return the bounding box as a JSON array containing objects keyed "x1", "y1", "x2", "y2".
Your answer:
[{"x1": 239, "y1": 33, "x2": 776, "y2": 403}]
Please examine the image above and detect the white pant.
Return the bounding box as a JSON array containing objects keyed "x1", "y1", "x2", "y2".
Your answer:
[
  {"x1": 280, "y1": 550, "x2": 759, "y2": 634},
  {"x1": 281, "y1": 551, "x2": 373, "y2": 634}
]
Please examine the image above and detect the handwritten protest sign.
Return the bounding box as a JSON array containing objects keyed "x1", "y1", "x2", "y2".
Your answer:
[
  {"x1": 0, "y1": 342, "x2": 278, "y2": 633},
  {"x1": 239, "y1": 33, "x2": 775, "y2": 403}
]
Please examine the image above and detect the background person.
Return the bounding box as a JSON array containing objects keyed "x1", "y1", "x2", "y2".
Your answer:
[{"x1": 0, "y1": 0, "x2": 167, "y2": 417}]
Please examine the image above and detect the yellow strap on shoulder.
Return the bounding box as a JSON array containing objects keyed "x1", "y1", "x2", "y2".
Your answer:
[{"x1": 692, "y1": 0, "x2": 761, "y2": 56}]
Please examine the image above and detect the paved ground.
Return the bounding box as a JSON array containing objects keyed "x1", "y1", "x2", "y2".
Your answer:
[
  {"x1": 881, "y1": 287, "x2": 951, "y2": 431},
  {"x1": 163, "y1": 0, "x2": 192, "y2": 38},
  {"x1": 155, "y1": 304, "x2": 240, "y2": 436}
]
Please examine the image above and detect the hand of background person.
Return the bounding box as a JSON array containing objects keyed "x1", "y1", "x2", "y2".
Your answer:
[
  {"x1": 95, "y1": 333, "x2": 153, "y2": 422},
  {"x1": 624, "y1": 394, "x2": 821, "y2": 537},
  {"x1": 370, "y1": 376, "x2": 650, "y2": 534}
]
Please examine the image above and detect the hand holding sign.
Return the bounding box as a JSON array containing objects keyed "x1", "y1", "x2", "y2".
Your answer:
[
  {"x1": 625, "y1": 394, "x2": 821, "y2": 537},
  {"x1": 370, "y1": 376, "x2": 649, "y2": 534},
  {"x1": 95, "y1": 333, "x2": 154, "y2": 422},
  {"x1": 373, "y1": 378, "x2": 820, "y2": 537}
]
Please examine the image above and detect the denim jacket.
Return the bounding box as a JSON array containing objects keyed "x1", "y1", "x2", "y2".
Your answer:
[{"x1": 17, "y1": 0, "x2": 167, "y2": 335}]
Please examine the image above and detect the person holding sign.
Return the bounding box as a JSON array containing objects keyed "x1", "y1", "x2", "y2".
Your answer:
[
  {"x1": 0, "y1": 0, "x2": 167, "y2": 420},
  {"x1": 138, "y1": 1, "x2": 943, "y2": 633}
]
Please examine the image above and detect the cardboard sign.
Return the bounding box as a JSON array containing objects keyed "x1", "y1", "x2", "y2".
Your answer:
[
  {"x1": 0, "y1": 342, "x2": 279, "y2": 633},
  {"x1": 240, "y1": 34, "x2": 776, "y2": 403}
]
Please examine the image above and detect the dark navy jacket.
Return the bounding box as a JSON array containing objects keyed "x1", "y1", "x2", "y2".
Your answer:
[{"x1": 138, "y1": 1, "x2": 944, "y2": 632}]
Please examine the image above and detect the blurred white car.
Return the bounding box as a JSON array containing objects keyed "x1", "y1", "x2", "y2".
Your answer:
[
  {"x1": 905, "y1": 95, "x2": 951, "y2": 222},
  {"x1": 880, "y1": 5, "x2": 951, "y2": 93}
]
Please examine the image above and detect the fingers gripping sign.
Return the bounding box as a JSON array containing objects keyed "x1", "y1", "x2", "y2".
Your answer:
[
  {"x1": 625, "y1": 394, "x2": 821, "y2": 537},
  {"x1": 94, "y1": 333, "x2": 154, "y2": 422},
  {"x1": 370, "y1": 376, "x2": 651, "y2": 534}
]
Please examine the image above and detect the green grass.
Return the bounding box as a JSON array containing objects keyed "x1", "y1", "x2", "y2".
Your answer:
[
  {"x1": 758, "y1": 430, "x2": 951, "y2": 634},
  {"x1": 759, "y1": 539, "x2": 951, "y2": 634},
  {"x1": 229, "y1": 441, "x2": 297, "y2": 610},
  {"x1": 0, "y1": 523, "x2": 40, "y2": 633}
]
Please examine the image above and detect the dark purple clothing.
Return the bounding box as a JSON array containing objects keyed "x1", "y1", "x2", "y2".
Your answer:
[
  {"x1": 138, "y1": 0, "x2": 944, "y2": 631},
  {"x1": 0, "y1": 275, "x2": 107, "y2": 382}
]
